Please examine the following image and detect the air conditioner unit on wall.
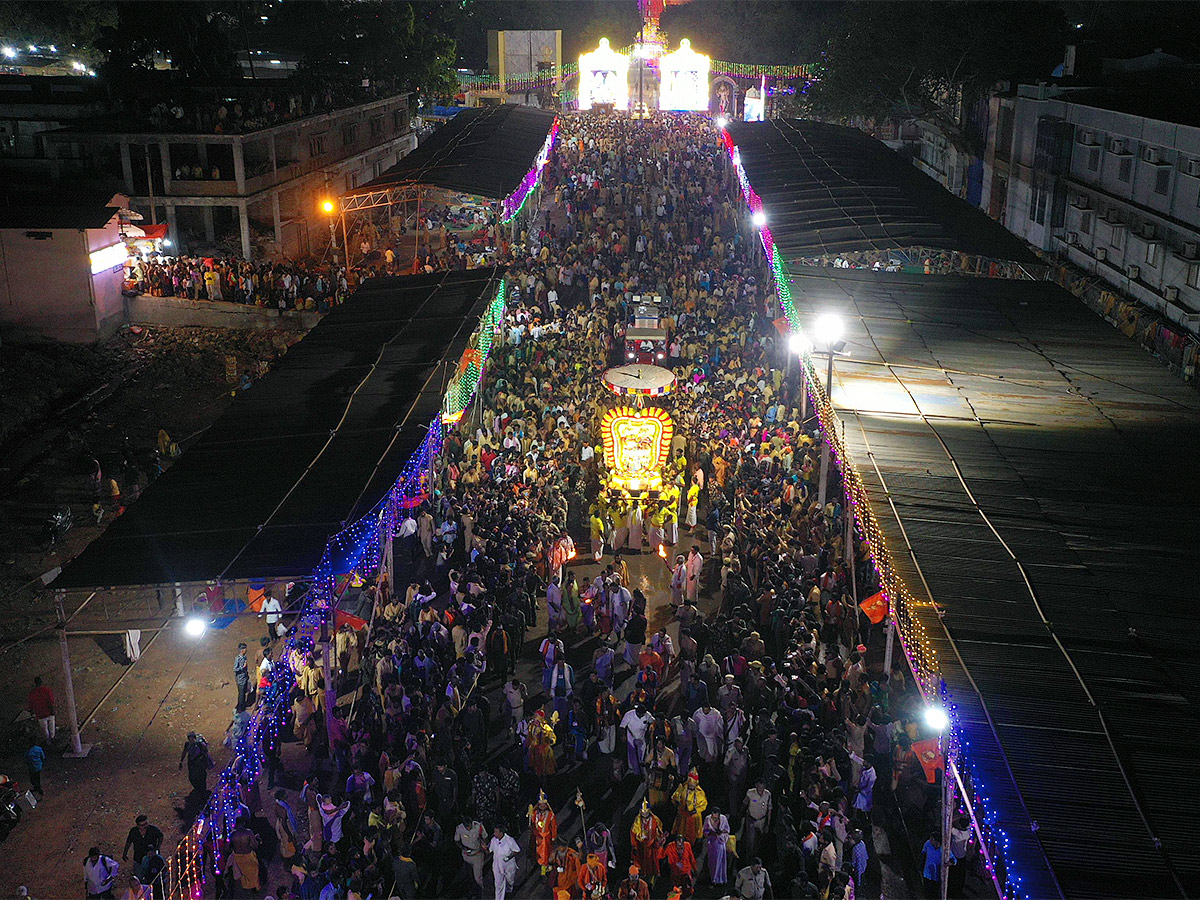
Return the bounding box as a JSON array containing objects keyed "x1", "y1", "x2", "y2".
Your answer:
[
  {"x1": 1078, "y1": 130, "x2": 1096, "y2": 145},
  {"x1": 1141, "y1": 223, "x2": 1157, "y2": 239},
  {"x1": 1108, "y1": 138, "x2": 1126, "y2": 154},
  {"x1": 1070, "y1": 195, "x2": 1091, "y2": 210},
  {"x1": 1186, "y1": 159, "x2": 1200, "y2": 178},
  {"x1": 1065, "y1": 231, "x2": 1078, "y2": 244},
  {"x1": 1165, "y1": 286, "x2": 1180, "y2": 302},
  {"x1": 1127, "y1": 264, "x2": 1141, "y2": 279},
  {"x1": 1096, "y1": 247, "x2": 1108, "y2": 261},
  {"x1": 1183, "y1": 241, "x2": 1199, "y2": 259}
]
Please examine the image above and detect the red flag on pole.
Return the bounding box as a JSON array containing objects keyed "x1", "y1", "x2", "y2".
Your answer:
[
  {"x1": 912, "y1": 738, "x2": 943, "y2": 784},
  {"x1": 773, "y1": 317, "x2": 790, "y2": 336},
  {"x1": 859, "y1": 591, "x2": 888, "y2": 625},
  {"x1": 334, "y1": 609, "x2": 368, "y2": 632}
]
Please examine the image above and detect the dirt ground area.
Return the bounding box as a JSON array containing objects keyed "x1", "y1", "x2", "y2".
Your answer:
[
  {"x1": 0, "y1": 323, "x2": 309, "y2": 639},
  {"x1": 0, "y1": 322, "x2": 312, "y2": 895}
]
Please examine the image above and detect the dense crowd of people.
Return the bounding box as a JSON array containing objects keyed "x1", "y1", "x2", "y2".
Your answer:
[
  {"x1": 126, "y1": 256, "x2": 351, "y2": 311},
  {"x1": 87, "y1": 111, "x2": 962, "y2": 900}
]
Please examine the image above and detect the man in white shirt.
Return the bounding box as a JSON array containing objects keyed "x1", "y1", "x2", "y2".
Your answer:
[
  {"x1": 260, "y1": 592, "x2": 283, "y2": 643},
  {"x1": 489, "y1": 824, "x2": 521, "y2": 900},
  {"x1": 620, "y1": 705, "x2": 653, "y2": 776},
  {"x1": 83, "y1": 847, "x2": 119, "y2": 899}
]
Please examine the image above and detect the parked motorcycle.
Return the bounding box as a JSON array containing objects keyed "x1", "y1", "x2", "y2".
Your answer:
[{"x1": 0, "y1": 775, "x2": 35, "y2": 841}]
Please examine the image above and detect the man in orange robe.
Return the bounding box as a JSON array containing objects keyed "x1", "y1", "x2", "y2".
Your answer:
[
  {"x1": 629, "y1": 800, "x2": 664, "y2": 880},
  {"x1": 528, "y1": 791, "x2": 558, "y2": 875}
]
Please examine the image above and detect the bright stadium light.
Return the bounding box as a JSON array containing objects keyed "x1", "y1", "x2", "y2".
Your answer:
[
  {"x1": 751, "y1": 210, "x2": 767, "y2": 228},
  {"x1": 813, "y1": 312, "x2": 844, "y2": 348},
  {"x1": 184, "y1": 616, "x2": 208, "y2": 638},
  {"x1": 924, "y1": 705, "x2": 950, "y2": 733},
  {"x1": 788, "y1": 333, "x2": 812, "y2": 356}
]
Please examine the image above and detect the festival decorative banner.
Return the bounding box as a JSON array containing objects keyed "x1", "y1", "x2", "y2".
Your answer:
[
  {"x1": 913, "y1": 738, "x2": 944, "y2": 784},
  {"x1": 860, "y1": 591, "x2": 888, "y2": 624}
]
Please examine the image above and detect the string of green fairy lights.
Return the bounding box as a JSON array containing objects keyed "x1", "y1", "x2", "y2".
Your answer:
[
  {"x1": 723, "y1": 126, "x2": 1035, "y2": 900},
  {"x1": 442, "y1": 278, "x2": 507, "y2": 422}
]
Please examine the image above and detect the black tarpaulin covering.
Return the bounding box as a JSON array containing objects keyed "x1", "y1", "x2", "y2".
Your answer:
[
  {"x1": 728, "y1": 119, "x2": 1037, "y2": 264},
  {"x1": 347, "y1": 105, "x2": 557, "y2": 200},
  {"x1": 53, "y1": 268, "x2": 501, "y2": 590},
  {"x1": 789, "y1": 267, "x2": 1200, "y2": 898}
]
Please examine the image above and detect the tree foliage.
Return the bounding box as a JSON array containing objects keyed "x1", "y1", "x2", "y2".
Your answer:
[
  {"x1": 659, "y1": 0, "x2": 830, "y2": 64},
  {"x1": 281, "y1": 1, "x2": 458, "y2": 101},
  {"x1": 0, "y1": 1, "x2": 117, "y2": 61},
  {"x1": 806, "y1": 1, "x2": 1068, "y2": 136},
  {"x1": 94, "y1": 1, "x2": 243, "y2": 80}
]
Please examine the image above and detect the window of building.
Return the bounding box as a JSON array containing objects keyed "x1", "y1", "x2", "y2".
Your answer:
[
  {"x1": 1187, "y1": 263, "x2": 1200, "y2": 289},
  {"x1": 1110, "y1": 226, "x2": 1124, "y2": 250},
  {"x1": 1119, "y1": 157, "x2": 1132, "y2": 183},
  {"x1": 393, "y1": 109, "x2": 409, "y2": 131},
  {"x1": 1087, "y1": 147, "x2": 1100, "y2": 171},
  {"x1": 1079, "y1": 211, "x2": 1092, "y2": 235},
  {"x1": 341, "y1": 123, "x2": 358, "y2": 146},
  {"x1": 1154, "y1": 167, "x2": 1170, "y2": 195},
  {"x1": 309, "y1": 134, "x2": 327, "y2": 157},
  {"x1": 1146, "y1": 241, "x2": 1160, "y2": 267},
  {"x1": 369, "y1": 117, "x2": 382, "y2": 138}
]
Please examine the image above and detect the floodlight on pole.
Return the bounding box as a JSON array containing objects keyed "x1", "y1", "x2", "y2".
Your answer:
[
  {"x1": 184, "y1": 616, "x2": 208, "y2": 638},
  {"x1": 788, "y1": 333, "x2": 812, "y2": 356},
  {"x1": 321, "y1": 199, "x2": 335, "y2": 214},
  {"x1": 924, "y1": 705, "x2": 950, "y2": 733},
  {"x1": 715, "y1": 115, "x2": 728, "y2": 130},
  {"x1": 813, "y1": 312, "x2": 844, "y2": 348}
]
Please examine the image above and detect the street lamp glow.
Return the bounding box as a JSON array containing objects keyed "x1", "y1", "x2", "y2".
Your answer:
[
  {"x1": 788, "y1": 332, "x2": 812, "y2": 356},
  {"x1": 1, "y1": 47, "x2": 16, "y2": 59},
  {"x1": 813, "y1": 312, "x2": 844, "y2": 347},
  {"x1": 924, "y1": 705, "x2": 950, "y2": 733},
  {"x1": 751, "y1": 210, "x2": 767, "y2": 228},
  {"x1": 715, "y1": 115, "x2": 728, "y2": 130},
  {"x1": 321, "y1": 199, "x2": 335, "y2": 214},
  {"x1": 184, "y1": 616, "x2": 208, "y2": 638}
]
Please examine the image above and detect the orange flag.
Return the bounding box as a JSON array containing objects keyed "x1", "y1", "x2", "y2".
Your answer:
[
  {"x1": 859, "y1": 591, "x2": 888, "y2": 624},
  {"x1": 913, "y1": 738, "x2": 943, "y2": 784}
]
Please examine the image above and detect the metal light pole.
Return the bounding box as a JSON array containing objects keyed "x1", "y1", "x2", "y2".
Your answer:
[
  {"x1": 787, "y1": 333, "x2": 810, "y2": 423},
  {"x1": 320, "y1": 612, "x2": 336, "y2": 745},
  {"x1": 322, "y1": 200, "x2": 339, "y2": 265},
  {"x1": 925, "y1": 702, "x2": 954, "y2": 900},
  {"x1": 55, "y1": 590, "x2": 90, "y2": 757},
  {"x1": 813, "y1": 313, "x2": 844, "y2": 509}
]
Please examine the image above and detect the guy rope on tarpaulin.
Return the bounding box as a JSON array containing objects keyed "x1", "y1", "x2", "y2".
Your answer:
[
  {"x1": 158, "y1": 277, "x2": 509, "y2": 900},
  {"x1": 721, "y1": 122, "x2": 1041, "y2": 900}
]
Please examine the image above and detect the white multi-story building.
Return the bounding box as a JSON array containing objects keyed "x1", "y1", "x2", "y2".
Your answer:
[
  {"x1": 42, "y1": 93, "x2": 416, "y2": 260},
  {"x1": 997, "y1": 83, "x2": 1200, "y2": 331}
]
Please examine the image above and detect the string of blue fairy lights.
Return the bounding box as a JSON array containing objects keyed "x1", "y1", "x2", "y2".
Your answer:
[{"x1": 164, "y1": 278, "x2": 504, "y2": 900}]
